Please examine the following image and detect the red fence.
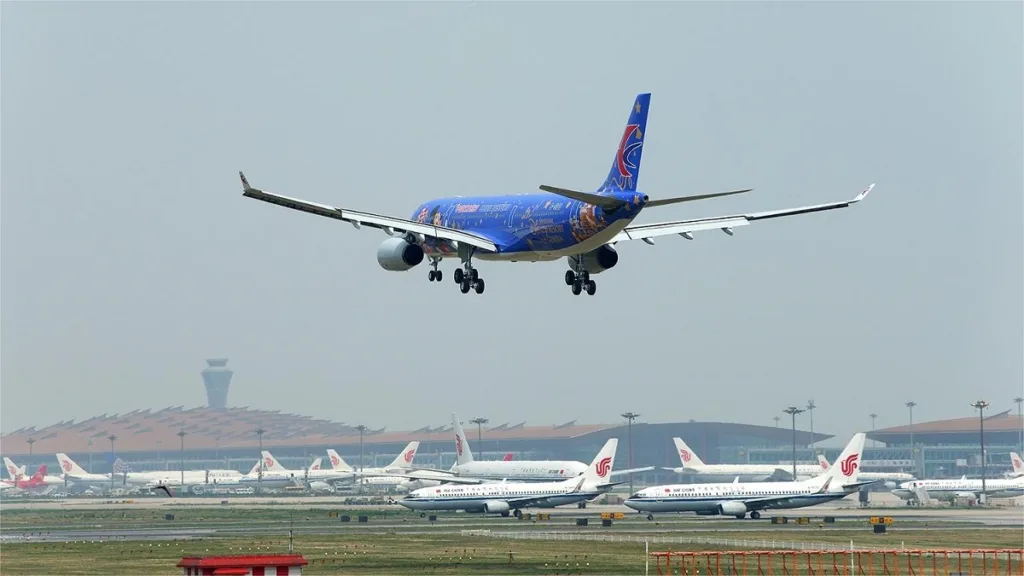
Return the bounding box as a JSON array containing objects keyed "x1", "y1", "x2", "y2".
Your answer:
[{"x1": 651, "y1": 549, "x2": 1024, "y2": 575}]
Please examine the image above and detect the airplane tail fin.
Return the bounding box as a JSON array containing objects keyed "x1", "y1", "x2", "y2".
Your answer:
[
  {"x1": 248, "y1": 460, "x2": 261, "y2": 475},
  {"x1": 56, "y1": 453, "x2": 90, "y2": 477},
  {"x1": 261, "y1": 451, "x2": 285, "y2": 472},
  {"x1": 30, "y1": 465, "x2": 47, "y2": 483},
  {"x1": 581, "y1": 439, "x2": 618, "y2": 484},
  {"x1": 672, "y1": 438, "x2": 706, "y2": 468},
  {"x1": 815, "y1": 433, "x2": 866, "y2": 490},
  {"x1": 326, "y1": 449, "x2": 354, "y2": 472},
  {"x1": 388, "y1": 441, "x2": 420, "y2": 469},
  {"x1": 598, "y1": 93, "x2": 650, "y2": 193},
  {"x1": 817, "y1": 454, "x2": 830, "y2": 471},
  {"x1": 3, "y1": 457, "x2": 20, "y2": 480},
  {"x1": 1011, "y1": 452, "x2": 1023, "y2": 474},
  {"x1": 502, "y1": 453, "x2": 513, "y2": 462},
  {"x1": 308, "y1": 458, "x2": 322, "y2": 473},
  {"x1": 451, "y1": 413, "x2": 475, "y2": 465}
]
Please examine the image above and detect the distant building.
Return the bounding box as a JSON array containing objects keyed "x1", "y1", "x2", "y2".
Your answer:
[
  {"x1": 201, "y1": 359, "x2": 233, "y2": 410},
  {"x1": 178, "y1": 554, "x2": 307, "y2": 576}
]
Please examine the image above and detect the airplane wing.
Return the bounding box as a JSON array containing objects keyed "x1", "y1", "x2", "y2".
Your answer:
[
  {"x1": 368, "y1": 470, "x2": 486, "y2": 485},
  {"x1": 610, "y1": 184, "x2": 875, "y2": 244},
  {"x1": 239, "y1": 172, "x2": 498, "y2": 253}
]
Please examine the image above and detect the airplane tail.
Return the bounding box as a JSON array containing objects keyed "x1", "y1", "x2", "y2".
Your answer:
[
  {"x1": 502, "y1": 453, "x2": 513, "y2": 462},
  {"x1": 451, "y1": 413, "x2": 475, "y2": 465},
  {"x1": 326, "y1": 449, "x2": 354, "y2": 472},
  {"x1": 1011, "y1": 452, "x2": 1023, "y2": 475},
  {"x1": 29, "y1": 465, "x2": 47, "y2": 483},
  {"x1": 599, "y1": 93, "x2": 650, "y2": 193},
  {"x1": 387, "y1": 442, "x2": 420, "y2": 469},
  {"x1": 813, "y1": 433, "x2": 866, "y2": 491},
  {"x1": 56, "y1": 453, "x2": 90, "y2": 477},
  {"x1": 4, "y1": 457, "x2": 20, "y2": 480},
  {"x1": 248, "y1": 460, "x2": 262, "y2": 475},
  {"x1": 307, "y1": 458, "x2": 322, "y2": 473},
  {"x1": 672, "y1": 438, "x2": 706, "y2": 468},
  {"x1": 581, "y1": 439, "x2": 618, "y2": 485},
  {"x1": 817, "y1": 454, "x2": 830, "y2": 471},
  {"x1": 261, "y1": 451, "x2": 286, "y2": 472}
]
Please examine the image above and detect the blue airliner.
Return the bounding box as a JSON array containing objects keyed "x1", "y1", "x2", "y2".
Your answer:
[{"x1": 240, "y1": 93, "x2": 875, "y2": 296}]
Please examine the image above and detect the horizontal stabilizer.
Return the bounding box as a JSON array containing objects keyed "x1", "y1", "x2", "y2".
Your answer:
[
  {"x1": 539, "y1": 185, "x2": 627, "y2": 211},
  {"x1": 645, "y1": 188, "x2": 752, "y2": 207}
]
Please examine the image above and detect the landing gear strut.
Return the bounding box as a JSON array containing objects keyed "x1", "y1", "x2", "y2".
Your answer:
[
  {"x1": 565, "y1": 262, "x2": 596, "y2": 296},
  {"x1": 454, "y1": 247, "x2": 484, "y2": 294},
  {"x1": 427, "y1": 258, "x2": 444, "y2": 283}
]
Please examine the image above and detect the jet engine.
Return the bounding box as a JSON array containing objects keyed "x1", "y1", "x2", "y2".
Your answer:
[
  {"x1": 568, "y1": 244, "x2": 619, "y2": 275},
  {"x1": 376, "y1": 238, "x2": 425, "y2": 271},
  {"x1": 717, "y1": 501, "x2": 748, "y2": 516},
  {"x1": 483, "y1": 500, "x2": 511, "y2": 514}
]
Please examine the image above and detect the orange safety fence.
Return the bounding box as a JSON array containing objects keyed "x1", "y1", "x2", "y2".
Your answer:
[{"x1": 650, "y1": 549, "x2": 1024, "y2": 575}]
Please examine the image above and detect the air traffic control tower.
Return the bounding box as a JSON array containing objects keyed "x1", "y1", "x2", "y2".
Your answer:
[{"x1": 201, "y1": 358, "x2": 233, "y2": 410}]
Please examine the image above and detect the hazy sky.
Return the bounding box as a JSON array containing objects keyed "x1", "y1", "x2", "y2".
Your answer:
[{"x1": 2, "y1": 1, "x2": 1021, "y2": 445}]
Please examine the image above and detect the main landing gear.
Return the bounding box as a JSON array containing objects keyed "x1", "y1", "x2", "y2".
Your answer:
[
  {"x1": 565, "y1": 267, "x2": 597, "y2": 296},
  {"x1": 452, "y1": 249, "x2": 484, "y2": 295}
]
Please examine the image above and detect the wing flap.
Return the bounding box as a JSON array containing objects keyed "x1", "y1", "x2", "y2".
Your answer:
[{"x1": 241, "y1": 172, "x2": 498, "y2": 253}]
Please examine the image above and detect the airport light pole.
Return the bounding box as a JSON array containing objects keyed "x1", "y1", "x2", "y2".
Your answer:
[
  {"x1": 869, "y1": 413, "x2": 878, "y2": 448},
  {"x1": 971, "y1": 400, "x2": 990, "y2": 504},
  {"x1": 107, "y1": 435, "x2": 118, "y2": 491},
  {"x1": 470, "y1": 418, "x2": 489, "y2": 460},
  {"x1": 27, "y1": 437, "x2": 35, "y2": 462},
  {"x1": 783, "y1": 407, "x2": 805, "y2": 480},
  {"x1": 806, "y1": 399, "x2": 817, "y2": 453},
  {"x1": 773, "y1": 416, "x2": 780, "y2": 428},
  {"x1": 1014, "y1": 397, "x2": 1024, "y2": 455},
  {"x1": 905, "y1": 401, "x2": 917, "y2": 475},
  {"x1": 355, "y1": 425, "x2": 368, "y2": 494},
  {"x1": 621, "y1": 412, "x2": 640, "y2": 496},
  {"x1": 177, "y1": 430, "x2": 187, "y2": 488},
  {"x1": 255, "y1": 428, "x2": 266, "y2": 495}
]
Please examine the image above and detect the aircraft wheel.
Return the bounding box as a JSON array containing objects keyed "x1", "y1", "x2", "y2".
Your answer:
[
  {"x1": 454, "y1": 269, "x2": 464, "y2": 284},
  {"x1": 571, "y1": 281, "x2": 582, "y2": 296},
  {"x1": 585, "y1": 280, "x2": 596, "y2": 295},
  {"x1": 435, "y1": 270, "x2": 443, "y2": 282},
  {"x1": 420, "y1": 512, "x2": 426, "y2": 518},
  {"x1": 750, "y1": 511, "x2": 761, "y2": 520},
  {"x1": 460, "y1": 280, "x2": 471, "y2": 294},
  {"x1": 565, "y1": 270, "x2": 576, "y2": 285},
  {"x1": 428, "y1": 270, "x2": 436, "y2": 282},
  {"x1": 513, "y1": 509, "x2": 522, "y2": 518},
  {"x1": 474, "y1": 279, "x2": 485, "y2": 294},
  {"x1": 647, "y1": 514, "x2": 654, "y2": 521},
  {"x1": 500, "y1": 510, "x2": 510, "y2": 517},
  {"x1": 469, "y1": 268, "x2": 479, "y2": 282},
  {"x1": 580, "y1": 270, "x2": 590, "y2": 283}
]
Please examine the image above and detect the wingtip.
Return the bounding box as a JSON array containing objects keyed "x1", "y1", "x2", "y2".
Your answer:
[
  {"x1": 853, "y1": 183, "x2": 875, "y2": 202},
  {"x1": 239, "y1": 171, "x2": 252, "y2": 192}
]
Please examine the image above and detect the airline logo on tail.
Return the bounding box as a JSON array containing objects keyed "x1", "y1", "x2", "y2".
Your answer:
[
  {"x1": 60, "y1": 458, "x2": 73, "y2": 473},
  {"x1": 455, "y1": 435, "x2": 463, "y2": 457},
  {"x1": 679, "y1": 449, "x2": 691, "y2": 463},
  {"x1": 1012, "y1": 453, "x2": 1023, "y2": 471},
  {"x1": 330, "y1": 454, "x2": 340, "y2": 467},
  {"x1": 595, "y1": 457, "x2": 613, "y2": 478},
  {"x1": 840, "y1": 454, "x2": 859, "y2": 477},
  {"x1": 4, "y1": 460, "x2": 19, "y2": 479},
  {"x1": 264, "y1": 456, "x2": 274, "y2": 470},
  {"x1": 819, "y1": 458, "x2": 829, "y2": 470},
  {"x1": 403, "y1": 449, "x2": 415, "y2": 464},
  {"x1": 615, "y1": 124, "x2": 643, "y2": 180}
]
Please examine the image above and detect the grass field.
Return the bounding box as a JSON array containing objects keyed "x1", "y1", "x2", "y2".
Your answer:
[{"x1": 2, "y1": 529, "x2": 1023, "y2": 575}]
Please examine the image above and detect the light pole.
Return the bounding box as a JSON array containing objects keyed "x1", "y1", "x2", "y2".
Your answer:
[
  {"x1": 355, "y1": 425, "x2": 368, "y2": 493},
  {"x1": 806, "y1": 399, "x2": 817, "y2": 453},
  {"x1": 27, "y1": 438, "x2": 35, "y2": 462},
  {"x1": 255, "y1": 428, "x2": 266, "y2": 495},
  {"x1": 869, "y1": 413, "x2": 878, "y2": 448},
  {"x1": 620, "y1": 412, "x2": 640, "y2": 496},
  {"x1": 107, "y1": 435, "x2": 118, "y2": 491},
  {"x1": 905, "y1": 401, "x2": 917, "y2": 475},
  {"x1": 773, "y1": 416, "x2": 780, "y2": 428},
  {"x1": 971, "y1": 400, "x2": 990, "y2": 504},
  {"x1": 1014, "y1": 397, "x2": 1024, "y2": 455},
  {"x1": 470, "y1": 418, "x2": 489, "y2": 460},
  {"x1": 783, "y1": 407, "x2": 805, "y2": 480},
  {"x1": 177, "y1": 430, "x2": 187, "y2": 488}
]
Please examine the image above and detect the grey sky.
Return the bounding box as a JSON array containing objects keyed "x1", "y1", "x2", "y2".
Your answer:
[{"x1": 2, "y1": 1, "x2": 1021, "y2": 445}]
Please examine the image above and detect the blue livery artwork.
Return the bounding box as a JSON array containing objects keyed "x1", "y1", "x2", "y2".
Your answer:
[{"x1": 241, "y1": 93, "x2": 875, "y2": 296}]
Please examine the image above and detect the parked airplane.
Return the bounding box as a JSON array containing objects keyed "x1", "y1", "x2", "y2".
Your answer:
[
  {"x1": 664, "y1": 438, "x2": 826, "y2": 481},
  {"x1": 321, "y1": 442, "x2": 424, "y2": 490},
  {"x1": 399, "y1": 439, "x2": 623, "y2": 518},
  {"x1": 0, "y1": 463, "x2": 63, "y2": 494},
  {"x1": 240, "y1": 92, "x2": 875, "y2": 296},
  {"x1": 891, "y1": 475, "x2": 1024, "y2": 502},
  {"x1": 4, "y1": 458, "x2": 65, "y2": 491},
  {"x1": 626, "y1": 433, "x2": 871, "y2": 520},
  {"x1": 56, "y1": 453, "x2": 115, "y2": 490},
  {"x1": 815, "y1": 454, "x2": 915, "y2": 488}
]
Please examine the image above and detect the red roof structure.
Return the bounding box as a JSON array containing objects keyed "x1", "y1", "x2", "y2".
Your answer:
[{"x1": 177, "y1": 554, "x2": 307, "y2": 576}]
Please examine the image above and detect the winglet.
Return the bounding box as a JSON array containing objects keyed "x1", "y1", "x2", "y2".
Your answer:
[
  {"x1": 852, "y1": 183, "x2": 875, "y2": 203},
  {"x1": 239, "y1": 171, "x2": 254, "y2": 192}
]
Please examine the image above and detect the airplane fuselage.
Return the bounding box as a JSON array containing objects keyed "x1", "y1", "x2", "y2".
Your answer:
[
  {"x1": 625, "y1": 481, "x2": 852, "y2": 514},
  {"x1": 410, "y1": 191, "x2": 647, "y2": 261}
]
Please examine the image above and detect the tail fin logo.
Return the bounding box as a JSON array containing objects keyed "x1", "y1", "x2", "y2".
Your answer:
[
  {"x1": 840, "y1": 454, "x2": 859, "y2": 477},
  {"x1": 820, "y1": 459, "x2": 829, "y2": 470},
  {"x1": 61, "y1": 459, "x2": 72, "y2": 473},
  {"x1": 679, "y1": 449, "x2": 691, "y2": 463},
  {"x1": 330, "y1": 454, "x2": 340, "y2": 467},
  {"x1": 595, "y1": 457, "x2": 612, "y2": 478},
  {"x1": 615, "y1": 124, "x2": 643, "y2": 181},
  {"x1": 1012, "y1": 455, "x2": 1023, "y2": 470},
  {"x1": 264, "y1": 456, "x2": 274, "y2": 470},
  {"x1": 455, "y1": 434, "x2": 463, "y2": 457},
  {"x1": 403, "y1": 449, "x2": 415, "y2": 464}
]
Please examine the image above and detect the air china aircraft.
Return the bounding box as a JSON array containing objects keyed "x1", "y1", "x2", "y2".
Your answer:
[
  {"x1": 815, "y1": 454, "x2": 915, "y2": 488},
  {"x1": 626, "y1": 433, "x2": 871, "y2": 520},
  {"x1": 324, "y1": 442, "x2": 423, "y2": 490},
  {"x1": 1006, "y1": 452, "x2": 1023, "y2": 478},
  {"x1": 891, "y1": 475, "x2": 1024, "y2": 502},
  {"x1": 239, "y1": 92, "x2": 875, "y2": 296},
  {"x1": 664, "y1": 438, "x2": 826, "y2": 481},
  {"x1": 1, "y1": 463, "x2": 64, "y2": 494},
  {"x1": 399, "y1": 439, "x2": 622, "y2": 518},
  {"x1": 55, "y1": 453, "x2": 115, "y2": 490}
]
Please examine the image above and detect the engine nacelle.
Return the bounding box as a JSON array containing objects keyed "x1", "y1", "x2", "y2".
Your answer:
[
  {"x1": 483, "y1": 500, "x2": 511, "y2": 514},
  {"x1": 568, "y1": 244, "x2": 619, "y2": 275},
  {"x1": 376, "y1": 237, "x2": 425, "y2": 271},
  {"x1": 717, "y1": 501, "x2": 748, "y2": 516}
]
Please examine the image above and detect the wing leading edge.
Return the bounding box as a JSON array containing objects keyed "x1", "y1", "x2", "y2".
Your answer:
[
  {"x1": 239, "y1": 172, "x2": 498, "y2": 253},
  {"x1": 611, "y1": 184, "x2": 875, "y2": 244}
]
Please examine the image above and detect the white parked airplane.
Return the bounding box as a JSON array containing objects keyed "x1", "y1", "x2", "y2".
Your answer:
[
  {"x1": 626, "y1": 433, "x2": 872, "y2": 520},
  {"x1": 324, "y1": 442, "x2": 425, "y2": 491},
  {"x1": 55, "y1": 453, "x2": 116, "y2": 490},
  {"x1": 815, "y1": 454, "x2": 914, "y2": 488},
  {"x1": 1006, "y1": 452, "x2": 1023, "y2": 478},
  {"x1": 891, "y1": 475, "x2": 1024, "y2": 502},
  {"x1": 399, "y1": 439, "x2": 623, "y2": 518},
  {"x1": 663, "y1": 438, "x2": 826, "y2": 481}
]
